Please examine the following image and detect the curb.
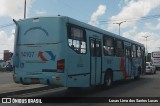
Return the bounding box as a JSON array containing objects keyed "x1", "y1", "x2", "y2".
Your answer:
[{"x1": 0, "y1": 86, "x2": 54, "y2": 97}]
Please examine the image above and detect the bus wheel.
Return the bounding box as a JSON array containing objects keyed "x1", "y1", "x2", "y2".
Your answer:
[{"x1": 104, "y1": 71, "x2": 112, "y2": 88}]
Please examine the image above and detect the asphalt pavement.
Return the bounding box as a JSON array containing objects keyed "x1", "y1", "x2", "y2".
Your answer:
[
  {"x1": 0, "y1": 71, "x2": 52, "y2": 96},
  {"x1": 0, "y1": 71, "x2": 13, "y2": 84},
  {"x1": 1, "y1": 71, "x2": 160, "y2": 106}
]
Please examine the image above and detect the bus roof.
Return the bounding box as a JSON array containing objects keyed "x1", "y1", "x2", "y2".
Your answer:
[
  {"x1": 67, "y1": 16, "x2": 144, "y2": 47},
  {"x1": 17, "y1": 16, "x2": 144, "y2": 47}
]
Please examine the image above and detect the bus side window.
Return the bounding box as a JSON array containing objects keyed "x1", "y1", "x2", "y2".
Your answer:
[
  {"x1": 137, "y1": 46, "x2": 141, "y2": 57},
  {"x1": 141, "y1": 47, "x2": 145, "y2": 58},
  {"x1": 68, "y1": 25, "x2": 86, "y2": 54},
  {"x1": 125, "y1": 48, "x2": 130, "y2": 57},
  {"x1": 103, "y1": 36, "x2": 114, "y2": 56},
  {"x1": 115, "y1": 40, "x2": 124, "y2": 57},
  {"x1": 132, "y1": 44, "x2": 136, "y2": 58}
]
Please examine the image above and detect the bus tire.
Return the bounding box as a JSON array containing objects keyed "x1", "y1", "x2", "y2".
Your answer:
[{"x1": 103, "y1": 71, "x2": 113, "y2": 88}]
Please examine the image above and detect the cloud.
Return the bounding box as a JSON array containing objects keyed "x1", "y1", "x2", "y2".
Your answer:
[
  {"x1": 35, "y1": 9, "x2": 47, "y2": 15},
  {"x1": 0, "y1": 30, "x2": 14, "y2": 59},
  {"x1": 89, "y1": 5, "x2": 106, "y2": 26},
  {"x1": 145, "y1": 33, "x2": 160, "y2": 52},
  {"x1": 122, "y1": 26, "x2": 137, "y2": 40},
  {"x1": 145, "y1": 19, "x2": 160, "y2": 30},
  {"x1": 0, "y1": 0, "x2": 32, "y2": 19},
  {"x1": 108, "y1": 0, "x2": 160, "y2": 30},
  {"x1": 124, "y1": 0, "x2": 130, "y2": 4},
  {"x1": 122, "y1": 27, "x2": 160, "y2": 52}
]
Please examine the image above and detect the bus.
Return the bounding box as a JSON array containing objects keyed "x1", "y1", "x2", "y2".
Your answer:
[
  {"x1": 12, "y1": 16, "x2": 145, "y2": 88},
  {"x1": 151, "y1": 51, "x2": 160, "y2": 71}
]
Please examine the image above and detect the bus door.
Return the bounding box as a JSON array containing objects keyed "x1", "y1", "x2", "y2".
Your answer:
[
  {"x1": 125, "y1": 45, "x2": 132, "y2": 76},
  {"x1": 90, "y1": 38, "x2": 102, "y2": 85}
]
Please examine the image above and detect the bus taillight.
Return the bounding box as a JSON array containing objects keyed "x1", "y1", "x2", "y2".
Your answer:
[{"x1": 57, "y1": 59, "x2": 65, "y2": 73}]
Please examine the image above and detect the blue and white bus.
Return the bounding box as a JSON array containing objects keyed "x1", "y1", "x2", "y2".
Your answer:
[{"x1": 12, "y1": 16, "x2": 145, "y2": 88}]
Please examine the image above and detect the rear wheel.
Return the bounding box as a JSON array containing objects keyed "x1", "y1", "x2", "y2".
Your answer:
[{"x1": 103, "y1": 71, "x2": 113, "y2": 88}]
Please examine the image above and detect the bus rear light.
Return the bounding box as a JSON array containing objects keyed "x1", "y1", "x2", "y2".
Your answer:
[{"x1": 57, "y1": 59, "x2": 65, "y2": 73}]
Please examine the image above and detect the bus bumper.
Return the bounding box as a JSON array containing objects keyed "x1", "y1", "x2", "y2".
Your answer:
[{"x1": 13, "y1": 73, "x2": 66, "y2": 86}]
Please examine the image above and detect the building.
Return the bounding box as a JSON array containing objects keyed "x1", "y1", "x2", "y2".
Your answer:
[{"x1": 3, "y1": 50, "x2": 12, "y2": 62}]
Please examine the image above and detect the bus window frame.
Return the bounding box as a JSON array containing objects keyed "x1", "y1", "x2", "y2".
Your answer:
[
  {"x1": 115, "y1": 39, "x2": 124, "y2": 57},
  {"x1": 137, "y1": 46, "x2": 141, "y2": 57},
  {"x1": 132, "y1": 44, "x2": 137, "y2": 58},
  {"x1": 67, "y1": 23, "x2": 87, "y2": 54},
  {"x1": 103, "y1": 35, "x2": 115, "y2": 56}
]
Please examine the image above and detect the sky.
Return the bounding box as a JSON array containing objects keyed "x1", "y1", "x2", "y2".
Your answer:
[{"x1": 0, "y1": 0, "x2": 160, "y2": 59}]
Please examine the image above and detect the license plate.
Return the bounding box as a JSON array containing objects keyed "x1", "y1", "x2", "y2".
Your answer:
[{"x1": 31, "y1": 78, "x2": 40, "y2": 84}]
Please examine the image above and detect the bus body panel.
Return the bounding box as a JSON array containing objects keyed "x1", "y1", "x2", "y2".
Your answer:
[
  {"x1": 66, "y1": 52, "x2": 90, "y2": 87},
  {"x1": 13, "y1": 16, "x2": 145, "y2": 88},
  {"x1": 13, "y1": 17, "x2": 68, "y2": 86},
  {"x1": 102, "y1": 56, "x2": 124, "y2": 81}
]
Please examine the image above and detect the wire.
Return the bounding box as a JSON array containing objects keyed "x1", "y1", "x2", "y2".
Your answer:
[
  {"x1": 0, "y1": 14, "x2": 159, "y2": 29},
  {"x1": 0, "y1": 23, "x2": 14, "y2": 29},
  {"x1": 98, "y1": 14, "x2": 160, "y2": 25}
]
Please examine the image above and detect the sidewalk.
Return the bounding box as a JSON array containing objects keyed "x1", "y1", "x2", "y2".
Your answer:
[{"x1": 0, "y1": 83, "x2": 52, "y2": 97}]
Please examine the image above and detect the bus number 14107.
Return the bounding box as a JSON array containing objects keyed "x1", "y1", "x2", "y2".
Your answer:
[{"x1": 21, "y1": 51, "x2": 34, "y2": 58}]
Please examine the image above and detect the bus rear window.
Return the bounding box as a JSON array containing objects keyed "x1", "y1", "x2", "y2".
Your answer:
[
  {"x1": 68, "y1": 25, "x2": 86, "y2": 54},
  {"x1": 71, "y1": 27, "x2": 84, "y2": 39}
]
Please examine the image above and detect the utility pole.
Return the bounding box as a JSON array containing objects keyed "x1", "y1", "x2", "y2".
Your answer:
[
  {"x1": 24, "y1": 0, "x2": 26, "y2": 19},
  {"x1": 143, "y1": 35, "x2": 150, "y2": 52},
  {"x1": 113, "y1": 21, "x2": 126, "y2": 36}
]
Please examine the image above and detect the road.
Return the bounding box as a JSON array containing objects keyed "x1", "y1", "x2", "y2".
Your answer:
[
  {"x1": 0, "y1": 72, "x2": 13, "y2": 84},
  {"x1": 10, "y1": 72, "x2": 160, "y2": 97},
  {"x1": 1, "y1": 71, "x2": 160, "y2": 106}
]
